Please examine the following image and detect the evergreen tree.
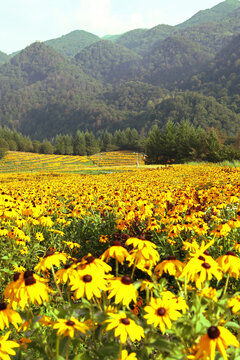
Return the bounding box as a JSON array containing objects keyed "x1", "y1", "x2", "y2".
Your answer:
[
  {"x1": 73, "y1": 130, "x2": 87, "y2": 155},
  {"x1": 0, "y1": 138, "x2": 9, "y2": 159},
  {"x1": 85, "y1": 131, "x2": 99, "y2": 155}
]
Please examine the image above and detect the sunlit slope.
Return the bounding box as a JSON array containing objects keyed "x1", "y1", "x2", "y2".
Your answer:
[{"x1": 0, "y1": 151, "x2": 145, "y2": 173}]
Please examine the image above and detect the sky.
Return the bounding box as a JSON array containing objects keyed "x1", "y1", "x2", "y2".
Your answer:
[{"x1": 0, "y1": 0, "x2": 224, "y2": 54}]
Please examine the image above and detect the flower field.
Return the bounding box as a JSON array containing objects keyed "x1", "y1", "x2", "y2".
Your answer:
[
  {"x1": 1, "y1": 164, "x2": 240, "y2": 359},
  {"x1": 0, "y1": 151, "x2": 145, "y2": 173}
]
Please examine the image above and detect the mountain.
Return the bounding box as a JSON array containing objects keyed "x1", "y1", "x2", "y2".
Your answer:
[
  {"x1": 102, "y1": 34, "x2": 122, "y2": 41},
  {"x1": 135, "y1": 92, "x2": 240, "y2": 136},
  {"x1": 44, "y1": 30, "x2": 100, "y2": 58},
  {"x1": 0, "y1": 42, "x2": 68, "y2": 92},
  {"x1": 141, "y1": 36, "x2": 212, "y2": 88},
  {"x1": 0, "y1": 51, "x2": 9, "y2": 66},
  {"x1": 177, "y1": 0, "x2": 240, "y2": 27},
  {"x1": 186, "y1": 34, "x2": 240, "y2": 103},
  {"x1": 115, "y1": 26, "x2": 175, "y2": 55},
  {"x1": 0, "y1": 0, "x2": 240, "y2": 139},
  {"x1": 74, "y1": 40, "x2": 142, "y2": 83}
]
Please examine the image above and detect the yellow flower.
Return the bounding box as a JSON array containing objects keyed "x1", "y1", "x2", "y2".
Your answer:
[
  {"x1": 101, "y1": 241, "x2": 130, "y2": 264},
  {"x1": 35, "y1": 232, "x2": 44, "y2": 242},
  {"x1": 14, "y1": 270, "x2": 52, "y2": 309},
  {"x1": 105, "y1": 312, "x2": 144, "y2": 344},
  {"x1": 126, "y1": 237, "x2": 160, "y2": 265},
  {"x1": 0, "y1": 331, "x2": 20, "y2": 360},
  {"x1": 144, "y1": 297, "x2": 183, "y2": 333},
  {"x1": 55, "y1": 264, "x2": 76, "y2": 283},
  {"x1": 154, "y1": 256, "x2": 184, "y2": 277},
  {"x1": 194, "y1": 326, "x2": 239, "y2": 360},
  {"x1": 70, "y1": 270, "x2": 107, "y2": 300},
  {"x1": 53, "y1": 316, "x2": 89, "y2": 338},
  {"x1": 216, "y1": 251, "x2": 240, "y2": 279},
  {"x1": 0, "y1": 302, "x2": 22, "y2": 330},
  {"x1": 108, "y1": 276, "x2": 138, "y2": 306},
  {"x1": 119, "y1": 350, "x2": 138, "y2": 360},
  {"x1": 199, "y1": 287, "x2": 218, "y2": 302},
  {"x1": 34, "y1": 251, "x2": 68, "y2": 272},
  {"x1": 181, "y1": 256, "x2": 222, "y2": 289},
  {"x1": 74, "y1": 254, "x2": 112, "y2": 274},
  {"x1": 228, "y1": 295, "x2": 240, "y2": 314}
]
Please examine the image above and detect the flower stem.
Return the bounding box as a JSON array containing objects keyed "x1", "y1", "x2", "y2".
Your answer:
[
  {"x1": 220, "y1": 273, "x2": 230, "y2": 299},
  {"x1": 56, "y1": 336, "x2": 60, "y2": 360}
]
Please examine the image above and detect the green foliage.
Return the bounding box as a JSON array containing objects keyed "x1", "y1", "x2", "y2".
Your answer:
[
  {"x1": 0, "y1": 50, "x2": 9, "y2": 66},
  {"x1": 145, "y1": 121, "x2": 240, "y2": 164},
  {"x1": 74, "y1": 40, "x2": 142, "y2": 84},
  {"x1": 45, "y1": 30, "x2": 100, "y2": 59},
  {"x1": 0, "y1": 137, "x2": 9, "y2": 159}
]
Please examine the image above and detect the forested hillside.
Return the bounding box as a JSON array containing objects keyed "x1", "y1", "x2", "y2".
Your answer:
[{"x1": 0, "y1": 0, "x2": 240, "y2": 140}]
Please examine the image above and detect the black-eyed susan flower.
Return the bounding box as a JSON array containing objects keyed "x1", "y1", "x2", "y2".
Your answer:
[
  {"x1": 34, "y1": 251, "x2": 68, "y2": 272},
  {"x1": 193, "y1": 326, "x2": 239, "y2": 360},
  {"x1": 154, "y1": 256, "x2": 184, "y2": 277},
  {"x1": 70, "y1": 270, "x2": 107, "y2": 300},
  {"x1": 140, "y1": 279, "x2": 154, "y2": 292},
  {"x1": 55, "y1": 264, "x2": 76, "y2": 284},
  {"x1": 0, "y1": 331, "x2": 20, "y2": 360},
  {"x1": 126, "y1": 237, "x2": 160, "y2": 265},
  {"x1": 15, "y1": 270, "x2": 52, "y2": 309},
  {"x1": 216, "y1": 251, "x2": 240, "y2": 279},
  {"x1": 3, "y1": 272, "x2": 24, "y2": 309},
  {"x1": 107, "y1": 276, "x2": 138, "y2": 306},
  {"x1": 101, "y1": 241, "x2": 130, "y2": 264},
  {"x1": 181, "y1": 255, "x2": 222, "y2": 289},
  {"x1": 105, "y1": 312, "x2": 144, "y2": 344},
  {"x1": 199, "y1": 287, "x2": 218, "y2": 302},
  {"x1": 228, "y1": 295, "x2": 240, "y2": 314},
  {"x1": 0, "y1": 302, "x2": 22, "y2": 330},
  {"x1": 35, "y1": 232, "x2": 44, "y2": 242},
  {"x1": 53, "y1": 316, "x2": 89, "y2": 338},
  {"x1": 74, "y1": 254, "x2": 112, "y2": 274},
  {"x1": 119, "y1": 349, "x2": 138, "y2": 360},
  {"x1": 161, "y1": 291, "x2": 188, "y2": 314},
  {"x1": 144, "y1": 297, "x2": 183, "y2": 333}
]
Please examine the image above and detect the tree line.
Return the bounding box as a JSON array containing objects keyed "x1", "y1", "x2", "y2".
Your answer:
[{"x1": 1, "y1": 122, "x2": 240, "y2": 163}]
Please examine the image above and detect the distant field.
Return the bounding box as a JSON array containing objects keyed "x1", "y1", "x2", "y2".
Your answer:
[{"x1": 0, "y1": 151, "x2": 146, "y2": 173}]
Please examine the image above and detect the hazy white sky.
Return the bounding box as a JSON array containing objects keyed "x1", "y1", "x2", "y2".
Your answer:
[{"x1": 0, "y1": 0, "x2": 224, "y2": 54}]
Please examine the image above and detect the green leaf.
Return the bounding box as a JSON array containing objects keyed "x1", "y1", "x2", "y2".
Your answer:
[
  {"x1": 98, "y1": 343, "x2": 120, "y2": 359},
  {"x1": 225, "y1": 321, "x2": 240, "y2": 330}
]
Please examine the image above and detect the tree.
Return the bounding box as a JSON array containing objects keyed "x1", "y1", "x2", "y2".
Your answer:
[
  {"x1": 73, "y1": 130, "x2": 87, "y2": 155},
  {"x1": 0, "y1": 138, "x2": 9, "y2": 159},
  {"x1": 40, "y1": 141, "x2": 54, "y2": 154}
]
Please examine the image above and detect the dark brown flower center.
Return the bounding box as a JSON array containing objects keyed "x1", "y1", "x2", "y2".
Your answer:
[
  {"x1": 64, "y1": 264, "x2": 71, "y2": 270},
  {"x1": 112, "y1": 241, "x2": 122, "y2": 246},
  {"x1": 157, "y1": 307, "x2": 166, "y2": 316},
  {"x1": 24, "y1": 270, "x2": 34, "y2": 279},
  {"x1": 198, "y1": 256, "x2": 205, "y2": 261},
  {"x1": 121, "y1": 318, "x2": 130, "y2": 325},
  {"x1": 226, "y1": 251, "x2": 236, "y2": 256},
  {"x1": 66, "y1": 320, "x2": 75, "y2": 326},
  {"x1": 25, "y1": 275, "x2": 36, "y2": 286},
  {"x1": 13, "y1": 272, "x2": 20, "y2": 281},
  {"x1": 0, "y1": 302, "x2": 7, "y2": 311},
  {"x1": 202, "y1": 262, "x2": 211, "y2": 269},
  {"x1": 204, "y1": 250, "x2": 210, "y2": 256},
  {"x1": 121, "y1": 276, "x2": 132, "y2": 285},
  {"x1": 207, "y1": 326, "x2": 220, "y2": 339},
  {"x1": 83, "y1": 275, "x2": 92, "y2": 283},
  {"x1": 85, "y1": 256, "x2": 95, "y2": 264},
  {"x1": 167, "y1": 255, "x2": 176, "y2": 260},
  {"x1": 44, "y1": 251, "x2": 54, "y2": 258}
]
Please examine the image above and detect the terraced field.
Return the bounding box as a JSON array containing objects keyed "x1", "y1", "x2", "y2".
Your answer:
[{"x1": 0, "y1": 151, "x2": 145, "y2": 173}]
